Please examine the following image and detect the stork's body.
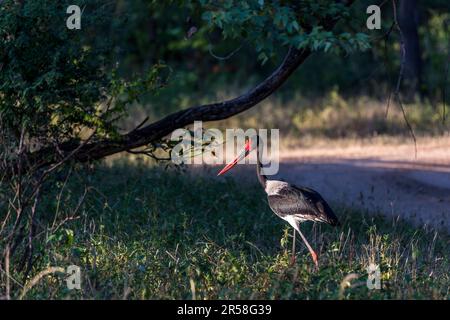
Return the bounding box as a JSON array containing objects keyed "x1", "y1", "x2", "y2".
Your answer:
[{"x1": 218, "y1": 135, "x2": 339, "y2": 267}]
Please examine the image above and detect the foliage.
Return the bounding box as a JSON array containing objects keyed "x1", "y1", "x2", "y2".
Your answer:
[
  {"x1": 420, "y1": 11, "x2": 450, "y2": 97},
  {"x1": 0, "y1": 1, "x2": 109, "y2": 140},
  {"x1": 114, "y1": 0, "x2": 450, "y2": 116},
  {"x1": 199, "y1": 0, "x2": 370, "y2": 64},
  {"x1": 0, "y1": 0, "x2": 166, "y2": 146}
]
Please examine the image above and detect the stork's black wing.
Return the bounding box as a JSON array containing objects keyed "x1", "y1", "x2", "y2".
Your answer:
[{"x1": 267, "y1": 183, "x2": 340, "y2": 226}]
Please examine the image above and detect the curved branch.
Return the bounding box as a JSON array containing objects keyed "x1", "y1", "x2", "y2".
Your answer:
[{"x1": 32, "y1": 47, "x2": 310, "y2": 167}]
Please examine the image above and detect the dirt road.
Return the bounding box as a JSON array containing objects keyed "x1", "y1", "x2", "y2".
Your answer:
[{"x1": 278, "y1": 137, "x2": 450, "y2": 231}]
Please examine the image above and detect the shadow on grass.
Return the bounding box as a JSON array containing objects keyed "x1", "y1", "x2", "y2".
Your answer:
[{"x1": 21, "y1": 162, "x2": 450, "y2": 300}]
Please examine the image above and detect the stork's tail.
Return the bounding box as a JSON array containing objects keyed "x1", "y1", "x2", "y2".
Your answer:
[
  {"x1": 327, "y1": 217, "x2": 341, "y2": 227},
  {"x1": 323, "y1": 210, "x2": 340, "y2": 227},
  {"x1": 320, "y1": 205, "x2": 340, "y2": 226}
]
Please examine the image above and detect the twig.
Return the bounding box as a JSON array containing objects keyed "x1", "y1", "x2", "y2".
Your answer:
[
  {"x1": 5, "y1": 245, "x2": 10, "y2": 300},
  {"x1": 19, "y1": 267, "x2": 65, "y2": 300},
  {"x1": 50, "y1": 187, "x2": 87, "y2": 234},
  {"x1": 27, "y1": 128, "x2": 97, "y2": 204},
  {"x1": 51, "y1": 167, "x2": 73, "y2": 230},
  {"x1": 126, "y1": 148, "x2": 171, "y2": 161},
  {"x1": 128, "y1": 116, "x2": 150, "y2": 135},
  {"x1": 392, "y1": 0, "x2": 417, "y2": 158},
  {"x1": 0, "y1": 263, "x2": 24, "y2": 292},
  {"x1": 21, "y1": 187, "x2": 40, "y2": 279},
  {"x1": 208, "y1": 40, "x2": 246, "y2": 61},
  {"x1": 442, "y1": 19, "x2": 450, "y2": 124},
  {"x1": 383, "y1": 22, "x2": 395, "y2": 117},
  {"x1": 339, "y1": 273, "x2": 361, "y2": 299}
]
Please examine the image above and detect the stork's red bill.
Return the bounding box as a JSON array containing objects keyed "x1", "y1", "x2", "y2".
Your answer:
[{"x1": 217, "y1": 139, "x2": 254, "y2": 176}]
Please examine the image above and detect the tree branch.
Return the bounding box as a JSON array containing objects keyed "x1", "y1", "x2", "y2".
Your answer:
[{"x1": 28, "y1": 47, "x2": 309, "y2": 168}]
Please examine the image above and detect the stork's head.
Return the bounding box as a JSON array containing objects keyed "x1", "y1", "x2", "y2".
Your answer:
[{"x1": 217, "y1": 136, "x2": 258, "y2": 176}]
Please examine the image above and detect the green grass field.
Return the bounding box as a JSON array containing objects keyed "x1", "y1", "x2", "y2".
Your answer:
[{"x1": 15, "y1": 162, "x2": 450, "y2": 300}]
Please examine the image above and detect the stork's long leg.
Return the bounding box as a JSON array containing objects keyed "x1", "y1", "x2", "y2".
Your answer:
[
  {"x1": 290, "y1": 228, "x2": 296, "y2": 265},
  {"x1": 296, "y1": 226, "x2": 318, "y2": 267},
  {"x1": 285, "y1": 217, "x2": 319, "y2": 267}
]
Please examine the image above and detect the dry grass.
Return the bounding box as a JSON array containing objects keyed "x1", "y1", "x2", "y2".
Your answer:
[{"x1": 186, "y1": 90, "x2": 450, "y2": 144}]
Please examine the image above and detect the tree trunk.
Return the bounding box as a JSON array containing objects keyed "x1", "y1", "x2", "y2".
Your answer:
[{"x1": 398, "y1": 0, "x2": 422, "y2": 99}]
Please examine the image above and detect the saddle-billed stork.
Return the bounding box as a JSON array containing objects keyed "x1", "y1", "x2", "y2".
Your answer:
[{"x1": 217, "y1": 135, "x2": 340, "y2": 267}]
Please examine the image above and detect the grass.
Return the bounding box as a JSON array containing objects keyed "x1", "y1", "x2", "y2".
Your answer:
[{"x1": 9, "y1": 161, "x2": 449, "y2": 300}]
